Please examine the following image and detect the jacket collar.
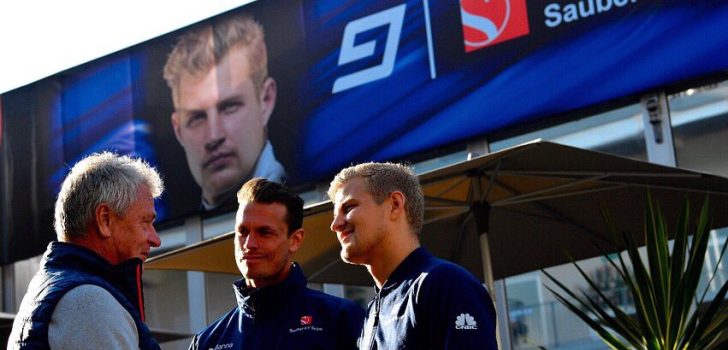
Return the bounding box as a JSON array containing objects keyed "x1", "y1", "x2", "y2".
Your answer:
[
  {"x1": 42, "y1": 241, "x2": 146, "y2": 319},
  {"x1": 233, "y1": 262, "x2": 306, "y2": 318},
  {"x1": 378, "y1": 246, "x2": 430, "y2": 294}
]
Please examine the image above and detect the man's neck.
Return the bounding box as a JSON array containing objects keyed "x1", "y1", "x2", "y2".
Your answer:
[
  {"x1": 244, "y1": 262, "x2": 292, "y2": 289},
  {"x1": 367, "y1": 235, "x2": 420, "y2": 289},
  {"x1": 63, "y1": 235, "x2": 118, "y2": 265},
  {"x1": 202, "y1": 187, "x2": 240, "y2": 210}
]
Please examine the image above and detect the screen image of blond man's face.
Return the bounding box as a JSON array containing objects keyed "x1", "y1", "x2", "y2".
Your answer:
[{"x1": 171, "y1": 44, "x2": 277, "y2": 206}]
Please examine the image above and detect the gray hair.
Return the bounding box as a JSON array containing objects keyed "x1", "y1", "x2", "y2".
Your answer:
[
  {"x1": 328, "y1": 162, "x2": 424, "y2": 235},
  {"x1": 54, "y1": 152, "x2": 164, "y2": 240}
]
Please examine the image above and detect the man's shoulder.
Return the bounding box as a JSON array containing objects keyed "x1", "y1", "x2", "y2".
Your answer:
[
  {"x1": 58, "y1": 284, "x2": 124, "y2": 309},
  {"x1": 418, "y1": 255, "x2": 479, "y2": 283},
  {"x1": 405, "y1": 255, "x2": 486, "y2": 301},
  {"x1": 53, "y1": 284, "x2": 131, "y2": 323},
  {"x1": 50, "y1": 285, "x2": 138, "y2": 349},
  {"x1": 199, "y1": 306, "x2": 240, "y2": 334},
  {"x1": 192, "y1": 306, "x2": 240, "y2": 346}
]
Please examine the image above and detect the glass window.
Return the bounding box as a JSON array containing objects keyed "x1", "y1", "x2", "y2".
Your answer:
[
  {"x1": 205, "y1": 272, "x2": 241, "y2": 321},
  {"x1": 699, "y1": 228, "x2": 728, "y2": 301},
  {"x1": 490, "y1": 104, "x2": 647, "y2": 161},
  {"x1": 510, "y1": 258, "x2": 616, "y2": 350},
  {"x1": 670, "y1": 81, "x2": 728, "y2": 177},
  {"x1": 670, "y1": 80, "x2": 728, "y2": 304},
  {"x1": 411, "y1": 149, "x2": 469, "y2": 174},
  {"x1": 11, "y1": 255, "x2": 43, "y2": 310},
  {"x1": 493, "y1": 104, "x2": 649, "y2": 349},
  {"x1": 143, "y1": 269, "x2": 193, "y2": 349}
]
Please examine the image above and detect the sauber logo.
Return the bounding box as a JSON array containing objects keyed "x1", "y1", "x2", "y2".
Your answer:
[
  {"x1": 290, "y1": 315, "x2": 323, "y2": 333},
  {"x1": 460, "y1": 0, "x2": 530, "y2": 53}
]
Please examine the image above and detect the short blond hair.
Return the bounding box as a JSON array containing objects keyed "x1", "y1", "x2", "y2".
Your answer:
[
  {"x1": 329, "y1": 162, "x2": 424, "y2": 235},
  {"x1": 163, "y1": 13, "x2": 268, "y2": 107}
]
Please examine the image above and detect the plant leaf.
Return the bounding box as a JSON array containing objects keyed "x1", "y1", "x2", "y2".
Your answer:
[
  {"x1": 546, "y1": 194, "x2": 727, "y2": 350},
  {"x1": 542, "y1": 279, "x2": 631, "y2": 350}
]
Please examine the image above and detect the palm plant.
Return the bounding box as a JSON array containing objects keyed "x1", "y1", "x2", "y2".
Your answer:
[{"x1": 543, "y1": 195, "x2": 728, "y2": 349}]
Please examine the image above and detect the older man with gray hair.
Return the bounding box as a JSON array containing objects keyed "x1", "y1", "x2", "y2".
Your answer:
[{"x1": 9, "y1": 152, "x2": 164, "y2": 350}]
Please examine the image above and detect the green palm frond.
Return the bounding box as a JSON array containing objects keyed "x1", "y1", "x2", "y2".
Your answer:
[{"x1": 543, "y1": 193, "x2": 728, "y2": 350}]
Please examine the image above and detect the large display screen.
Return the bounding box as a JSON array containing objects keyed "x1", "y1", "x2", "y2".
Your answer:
[{"x1": 2, "y1": 0, "x2": 728, "y2": 263}]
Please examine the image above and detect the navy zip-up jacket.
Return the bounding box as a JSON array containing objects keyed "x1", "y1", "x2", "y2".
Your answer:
[
  {"x1": 189, "y1": 263, "x2": 365, "y2": 350},
  {"x1": 359, "y1": 247, "x2": 498, "y2": 349}
]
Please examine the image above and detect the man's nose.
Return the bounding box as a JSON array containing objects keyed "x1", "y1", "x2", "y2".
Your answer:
[
  {"x1": 330, "y1": 213, "x2": 344, "y2": 233},
  {"x1": 148, "y1": 228, "x2": 161, "y2": 248},
  {"x1": 243, "y1": 233, "x2": 259, "y2": 249},
  {"x1": 205, "y1": 112, "x2": 225, "y2": 151}
]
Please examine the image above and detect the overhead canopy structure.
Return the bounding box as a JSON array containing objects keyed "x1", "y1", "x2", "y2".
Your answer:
[{"x1": 146, "y1": 141, "x2": 728, "y2": 285}]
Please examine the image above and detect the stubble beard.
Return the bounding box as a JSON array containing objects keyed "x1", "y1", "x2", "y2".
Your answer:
[
  {"x1": 340, "y1": 239, "x2": 361, "y2": 265},
  {"x1": 339, "y1": 221, "x2": 386, "y2": 266},
  {"x1": 241, "y1": 257, "x2": 289, "y2": 287}
]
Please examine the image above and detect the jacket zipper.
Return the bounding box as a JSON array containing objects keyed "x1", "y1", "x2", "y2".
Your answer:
[
  {"x1": 136, "y1": 264, "x2": 145, "y2": 322},
  {"x1": 368, "y1": 292, "x2": 381, "y2": 350}
]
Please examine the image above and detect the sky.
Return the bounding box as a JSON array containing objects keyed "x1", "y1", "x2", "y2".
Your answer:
[{"x1": 0, "y1": 0, "x2": 254, "y2": 94}]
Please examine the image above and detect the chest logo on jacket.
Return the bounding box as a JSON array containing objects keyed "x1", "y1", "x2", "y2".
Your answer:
[
  {"x1": 290, "y1": 315, "x2": 324, "y2": 333},
  {"x1": 455, "y1": 313, "x2": 478, "y2": 330}
]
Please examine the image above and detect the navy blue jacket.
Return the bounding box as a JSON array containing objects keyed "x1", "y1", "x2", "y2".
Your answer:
[
  {"x1": 189, "y1": 263, "x2": 365, "y2": 350},
  {"x1": 8, "y1": 242, "x2": 160, "y2": 350},
  {"x1": 359, "y1": 247, "x2": 498, "y2": 350}
]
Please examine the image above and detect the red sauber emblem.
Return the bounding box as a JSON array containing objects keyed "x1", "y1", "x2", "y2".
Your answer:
[
  {"x1": 460, "y1": 0, "x2": 530, "y2": 53},
  {"x1": 300, "y1": 315, "x2": 313, "y2": 326}
]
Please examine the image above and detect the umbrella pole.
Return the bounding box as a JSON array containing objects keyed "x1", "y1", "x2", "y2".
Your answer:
[
  {"x1": 479, "y1": 232, "x2": 495, "y2": 294},
  {"x1": 472, "y1": 200, "x2": 510, "y2": 350},
  {"x1": 480, "y1": 231, "x2": 511, "y2": 350}
]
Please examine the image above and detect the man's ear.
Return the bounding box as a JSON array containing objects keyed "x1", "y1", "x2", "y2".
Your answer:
[
  {"x1": 95, "y1": 204, "x2": 113, "y2": 239},
  {"x1": 388, "y1": 191, "x2": 406, "y2": 221},
  {"x1": 259, "y1": 77, "x2": 277, "y2": 126},
  {"x1": 288, "y1": 228, "x2": 305, "y2": 254}
]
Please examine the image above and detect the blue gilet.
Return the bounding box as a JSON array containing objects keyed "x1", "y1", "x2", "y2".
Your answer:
[{"x1": 9, "y1": 242, "x2": 160, "y2": 350}]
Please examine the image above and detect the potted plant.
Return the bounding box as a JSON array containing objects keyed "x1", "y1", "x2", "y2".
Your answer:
[{"x1": 543, "y1": 195, "x2": 728, "y2": 349}]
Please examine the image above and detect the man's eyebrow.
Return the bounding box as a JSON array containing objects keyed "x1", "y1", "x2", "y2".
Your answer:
[
  {"x1": 216, "y1": 94, "x2": 245, "y2": 106},
  {"x1": 175, "y1": 107, "x2": 205, "y2": 116},
  {"x1": 336, "y1": 197, "x2": 355, "y2": 208},
  {"x1": 236, "y1": 223, "x2": 277, "y2": 233},
  {"x1": 174, "y1": 94, "x2": 245, "y2": 117}
]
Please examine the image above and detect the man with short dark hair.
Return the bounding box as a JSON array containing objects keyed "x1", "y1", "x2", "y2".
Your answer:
[
  {"x1": 329, "y1": 162, "x2": 498, "y2": 350},
  {"x1": 8, "y1": 152, "x2": 165, "y2": 350},
  {"x1": 189, "y1": 178, "x2": 364, "y2": 349}
]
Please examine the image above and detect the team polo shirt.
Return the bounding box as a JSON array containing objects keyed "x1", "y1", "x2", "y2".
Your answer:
[{"x1": 358, "y1": 247, "x2": 498, "y2": 350}]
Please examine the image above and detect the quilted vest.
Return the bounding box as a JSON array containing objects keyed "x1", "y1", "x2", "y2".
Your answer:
[{"x1": 8, "y1": 242, "x2": 160, "y2": 350}]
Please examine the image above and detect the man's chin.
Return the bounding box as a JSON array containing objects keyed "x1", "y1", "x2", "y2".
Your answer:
[
  {"x1": 340, "y1": 249, "x2": 365, "y2": 265},
  {"x1": 203, "y1": 174, "x2": 247, "y2": 204}
]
